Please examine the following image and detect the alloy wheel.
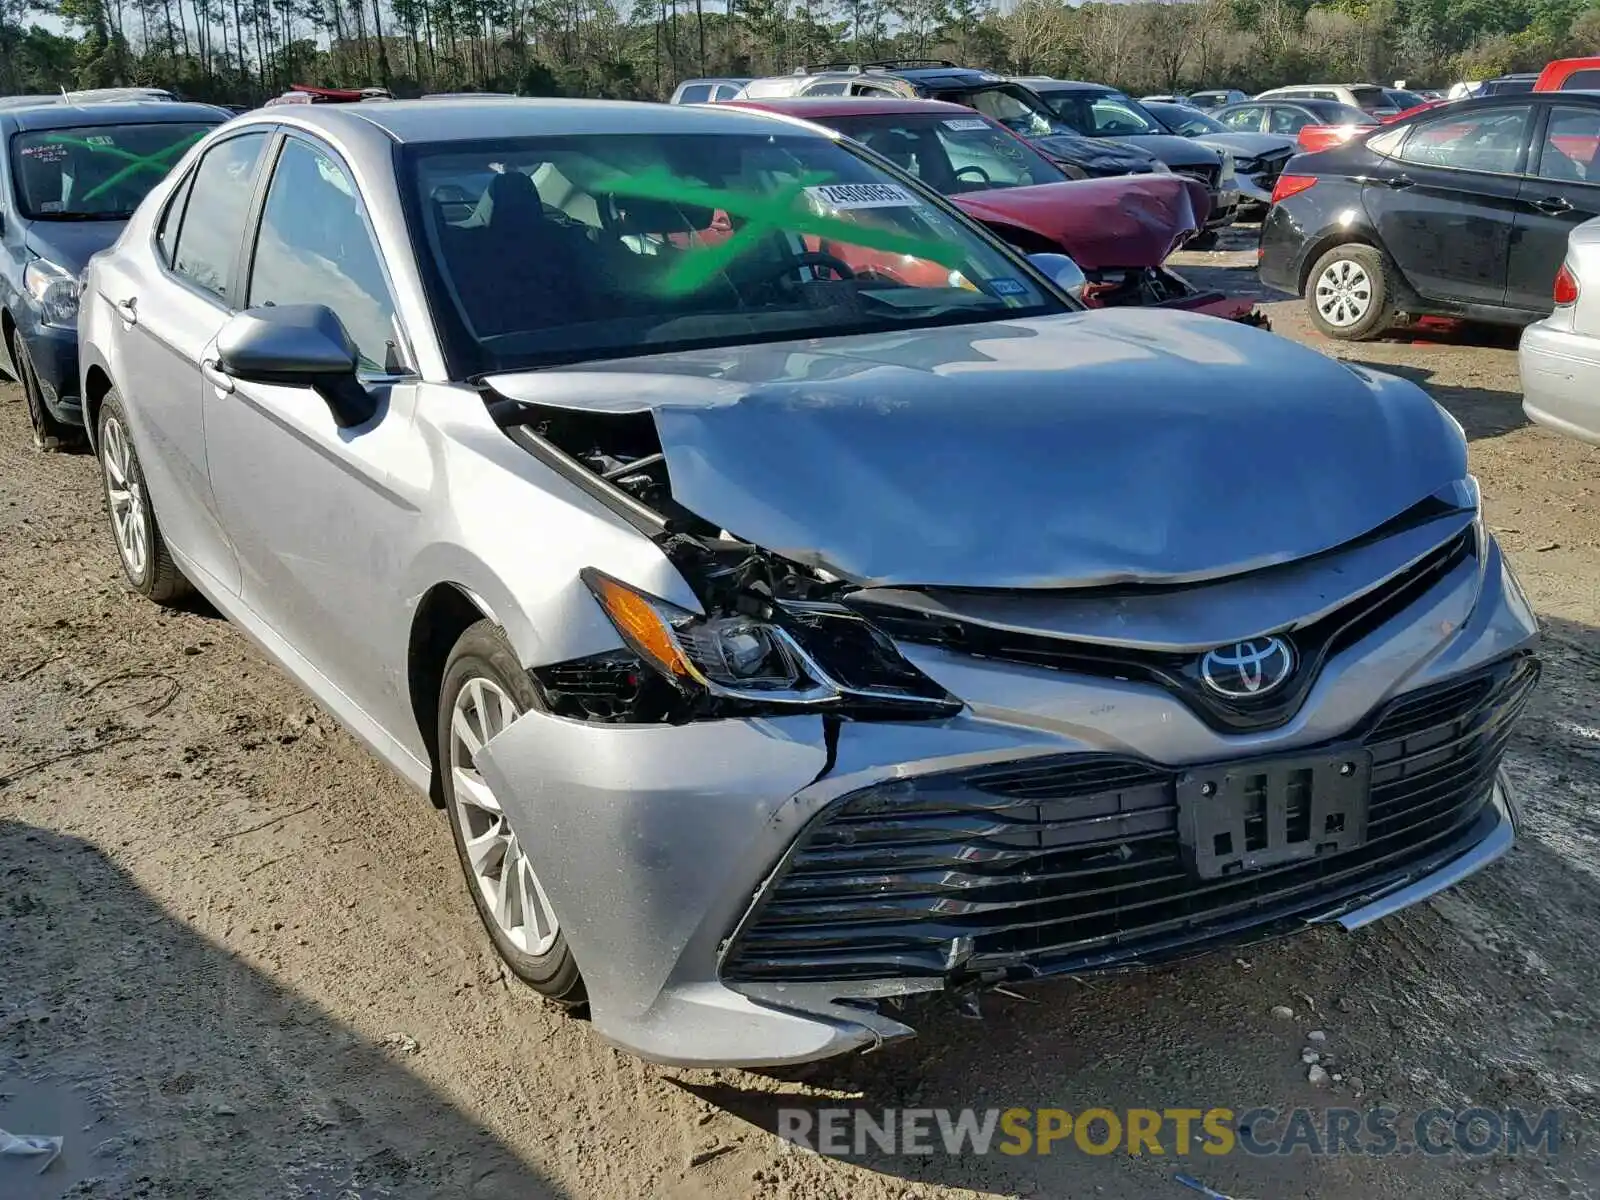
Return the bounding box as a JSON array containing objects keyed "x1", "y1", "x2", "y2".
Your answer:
[
  {"x1": 100, "y1": 415, "x2": 149, "y2": 580},
  {"x1": 447, "y1": 676, "x2": 559, "y2": 956},
  {"x1": 1314, "y1": 258, "x2": 1373, "y2": 328}
]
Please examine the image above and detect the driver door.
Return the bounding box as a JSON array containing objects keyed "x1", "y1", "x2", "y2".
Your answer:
[{"x1": 201, "y1": 131, "x2": 420, "y2": 735}]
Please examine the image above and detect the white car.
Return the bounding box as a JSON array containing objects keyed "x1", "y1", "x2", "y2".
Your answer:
[
  {"x1": 1253, "y1": 84, "x2": 1397, "y2": 117},
  {"x1": 1521, "y1": 216, "x2": 1600, "y2": 445}
]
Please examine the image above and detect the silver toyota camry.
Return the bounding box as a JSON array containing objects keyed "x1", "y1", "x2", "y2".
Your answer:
[{"x1": 79, "y1": 98, "x2": 1540, "y2": 1068}]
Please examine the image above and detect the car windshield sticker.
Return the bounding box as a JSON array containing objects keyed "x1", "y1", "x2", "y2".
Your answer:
[
  {"x1": 989, "y1": 277, "x2": 1027, "y2": 295},
  {"x1": 943, "y1": 118, "x2": 990, "y2": 131},
  {"x1": 804, "y1": 182, "x2": 921, "y2": 210},
  {"x1": 591, "y1": 165, "x2": 964, "y2": 295}
]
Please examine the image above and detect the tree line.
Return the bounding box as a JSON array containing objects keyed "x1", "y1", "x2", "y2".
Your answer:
[{"x1": 3, "y1": 0, "x2": 1599, "y2": 107}]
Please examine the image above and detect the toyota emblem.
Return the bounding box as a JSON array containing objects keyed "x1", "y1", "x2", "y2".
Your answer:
[{"x1": 1200, "y1": 636, "x2": 1296, "y2": 699}]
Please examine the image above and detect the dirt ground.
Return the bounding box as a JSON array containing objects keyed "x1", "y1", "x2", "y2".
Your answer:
[{"x1": 3, "y1": 234, "x2": 1600, "y2": 1200}]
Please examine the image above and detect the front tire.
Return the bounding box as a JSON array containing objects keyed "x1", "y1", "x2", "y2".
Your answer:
[
  {"x1": 97, "y1": 390, "x2": 191, "y2": 604},
  {"x1": 438, "y1": 620, "x2": 585, "y2": 1006},
  {"x1": 12, "y1": 329, "x2": 81, "y2": 453},
  {"x1": 1305, "y1": 243, "x2": 1398, "y2": 341}
]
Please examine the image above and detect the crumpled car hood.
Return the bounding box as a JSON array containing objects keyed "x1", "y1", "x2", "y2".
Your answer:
[
  {"x1": 486, "y1": 310, "x2": 1467, "y2": 589},
  {"x1": 1188, "y1": 131, "x2": 1297, "y2": 161},
  {"x1": 951, "y1": 176, "x2": 1204, "y2": 269},
  {"x1": 1029, "y1": 132, "x2": 1161, "y2": 174}
]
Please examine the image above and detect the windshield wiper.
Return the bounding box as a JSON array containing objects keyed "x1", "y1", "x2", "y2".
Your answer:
[{"x1": 28, "y1": 211, "x2": 131, "y2": 222}]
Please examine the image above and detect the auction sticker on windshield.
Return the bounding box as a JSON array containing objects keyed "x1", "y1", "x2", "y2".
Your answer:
[
  {"x1": 944, "y1": 118, "x2": 991, "y2": 131},
  {"x1": 806, "y1": 182, "x2": 922, "y2": 210}
]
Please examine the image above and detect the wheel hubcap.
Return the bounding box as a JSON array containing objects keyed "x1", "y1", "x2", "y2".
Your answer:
[
  {"x1": 448, "y1": 677, "x2": 559, "y2": 957},
  {"x1": 1315, "y1": 259, "x2": 1373, "y2": 328},
  {"x1": 101, "y1": 416, "x2": 148, "y2": 579}
]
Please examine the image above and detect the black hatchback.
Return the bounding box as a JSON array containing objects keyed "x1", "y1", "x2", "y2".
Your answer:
[{"x1": 1258, "y1": 93, "x2": 1600, "y2": 339}]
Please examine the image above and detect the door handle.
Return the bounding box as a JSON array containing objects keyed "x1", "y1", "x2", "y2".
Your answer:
[
  {"x1": 1531, "y1": 195, "x2": 1573, "y2": 214},
  {"x1": 113, "y1": 296, "x2": 138, "y2": 324},
  {"x1": 200, "y1": 358, "x2": 234, "y2": 394},
  {"x1": 1384, "y1": 174, "x2": 1415, "y2": 189}
]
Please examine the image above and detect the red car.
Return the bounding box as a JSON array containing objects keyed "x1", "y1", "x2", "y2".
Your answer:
[
  {"x1": 1535, "y1": 57, "x2": 1600, "y2": 92},
  {"x1": 725, "y1": 96, "x2": 1260, "y2": 321}
]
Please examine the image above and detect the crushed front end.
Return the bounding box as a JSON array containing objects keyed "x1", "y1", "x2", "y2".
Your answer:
[{"x1": 470, "y1": 317, "x2": 1538, "y2": 1067}]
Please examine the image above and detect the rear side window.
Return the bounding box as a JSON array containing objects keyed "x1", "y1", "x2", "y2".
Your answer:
[
  {"x1": 247, "y1": 138, "x2": 400, "y2": 372},
  {"x1": 170, "y1": 130, "x2": 270, "y2": 302},
  {"x1": 1348, "y1": 86, "x2": 1386, "y2": 109},
  {"x1": 156, "y1": 169, "x2": 195, "y2": 265},
  {"x1": 1398, "y1": 107, "x2": 1529, "y2": 174},
  {"x1": 1535, "y1": 106, "x2": 1600, "y2": 182},
  {"x1": 1560, "y1": 70, "x2": 1600, "y2": 91},
  {"x1": 804, "y1": 81, "x2": 849, "y2": 96},
  {"x1": 713, "y1": 84, "x2": 742, "y2": 101},
  {"x1": 1268, "y1": 106, "x2": 1311, "y2": 134},
  {"x1": 677, "y1": 85, "x2": 711, "y2": 104}
]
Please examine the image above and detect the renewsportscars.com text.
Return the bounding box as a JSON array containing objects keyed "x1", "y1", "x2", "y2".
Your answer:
[{"x1": 776, "y1": 1106, "x2": 1562, "y2": 1158}]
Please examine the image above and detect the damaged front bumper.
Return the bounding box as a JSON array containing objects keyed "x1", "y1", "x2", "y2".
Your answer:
[{"x1": 473, "y1": 534, "x2": 1537, "y2": 1068}]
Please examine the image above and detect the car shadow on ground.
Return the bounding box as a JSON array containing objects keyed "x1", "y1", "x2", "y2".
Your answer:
[
  {"x1": 1346, "y1": 358, "x2": 1529, "y2": 442},
  {"x1": 674, "y1": 620, "x2": 1600, "y2": 1199},
  {"x1": 0, "y1": 820, "x2": 569, "y2": 1200}
]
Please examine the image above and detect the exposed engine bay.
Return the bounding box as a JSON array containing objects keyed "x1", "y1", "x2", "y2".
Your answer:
[{"x1": 488, "y1": 393, "x2": 961, "y2": 727}]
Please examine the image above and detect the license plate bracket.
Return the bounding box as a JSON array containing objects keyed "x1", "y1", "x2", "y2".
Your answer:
[{"x1": 1177, "y1": 749, "x2": 1372, "y2": 880}]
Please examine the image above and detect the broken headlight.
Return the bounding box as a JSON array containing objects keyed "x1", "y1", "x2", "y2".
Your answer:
[{"x1": 579, "y1": 568, "x2": 959, "y2": 717}]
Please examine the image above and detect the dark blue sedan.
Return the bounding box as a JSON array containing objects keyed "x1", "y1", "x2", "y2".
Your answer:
[{"x1": 1, "y1": 100, "x2": 226, "y2": 449}]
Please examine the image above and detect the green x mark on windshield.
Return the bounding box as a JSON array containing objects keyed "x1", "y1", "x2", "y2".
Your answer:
[
  {"x1": 594, "y1": 164, "x2": 968, "y2": 295},
  {"x1": 42, "y1": 130, "x2": 208, "y2": 204}
]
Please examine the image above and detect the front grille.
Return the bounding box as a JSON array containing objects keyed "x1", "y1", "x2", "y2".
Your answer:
[
  {"x1": 722, "y1": 654, "x2": 1537, "y2": 984},
  {"x1": 853, "y1": 519, "x2": 1476, "y2": 734},
  {"x1": 1176, "y1": 163, "x2": 1220, "y2": 189}
]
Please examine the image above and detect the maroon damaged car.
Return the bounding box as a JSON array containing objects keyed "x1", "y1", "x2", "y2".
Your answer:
[{"x1": 728, "y1": 96, "x2": 1262, "y2": 321}]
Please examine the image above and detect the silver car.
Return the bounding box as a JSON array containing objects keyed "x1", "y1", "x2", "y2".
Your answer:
[
  {"x1": 79, "y1": 98, "x2": 1540, "y2": 1068},
  {"x1": 1521, "y1": 214, "x2": 1600, "y2": 445}
]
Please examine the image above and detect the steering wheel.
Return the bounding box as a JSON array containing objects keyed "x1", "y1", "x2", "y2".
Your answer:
[
  {"x1": 954, "y1": 164, "x2": 992, "y2": 185},
  {"x1": 762, "y1": 250, "x2": 857, "y2": 283}
]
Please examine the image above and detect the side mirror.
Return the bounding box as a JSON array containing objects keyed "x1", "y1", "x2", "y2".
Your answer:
[
  {"x1": 215, "y1": 304, "x2": 376, "y2": 427},
  {"x1": 1026, "y1": 252, "x2": 1088, "y2": 303}
]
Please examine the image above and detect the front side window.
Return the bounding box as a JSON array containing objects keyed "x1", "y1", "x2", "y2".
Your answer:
[
  {"x1": 1399, "y1": 107, "x2": 1530, "y2": 174},
  {"x1": 170, "y1": 131, "x2": 271, "y2": 301},
  {"x1": 1221, "y1": 106, "x2": 1263, "y2": 131},
  {"x1": 1040, "y1": 91, "x2": 1163, "y2": 137},
  {"x1": 9, "y1": 121, "x2": 217, "y2": 219},
  {"x1": 803, "y1": 81, "x2": 849, "y2": 96},
  {"x1": 831, "y1": 113, "x2": 1066, "y2": 193},
  {"x1": 1535, "y1": 106, "x2": 1600, "y2": 182},
  {"x1": 404, "y1": 131, "x2": 1063, "y2": 376},
  {"x1": 1269, "y1": 106, "x2": 1313, "y2": 135},
  {"x1": 248, "y1": 138, "x2": 400, "y2": 372},
  {"x1": 678, "y1": 85, "x2": 712, "y2": 104}
]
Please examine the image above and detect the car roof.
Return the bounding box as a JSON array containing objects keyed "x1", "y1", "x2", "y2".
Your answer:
[
  {"x1": 8, "y1": 100, "x2": 229, "y2": 130},
  {"x1": 1022, "y1": 79, "x2": 1117, "y2": 93},
  {"x1": 231, "y1": 96, "x2": 816, "y2": 145},
  {"x1": 727, "y1": 96, "x2": 974, "y2": 119}
]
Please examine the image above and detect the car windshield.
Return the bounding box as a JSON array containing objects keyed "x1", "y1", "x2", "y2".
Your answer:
[
  {"x1": 1386, "y1": 89, "x2": 1427, "y2": 109},
  {"x1": 1148, "y1": 104, "x2": 1224, "y2": 136},
  {"x1": 404, "y1": 131, "x2": 1063, "y2": 375},
  {"x1": 827, "y1": 112, "x2": 1067, "y2": 194},
  {"x1": 9, "y1": 122, "x2": 216, "y2": 219},
  {"x1": 934, "y1": 84, "x2": 1059, "y2": 139},
  {"x1": 1308, "y1": 101, "x2": 1378, "y2": 125},
  {"x1": 1038, "y1": 90, "x2": 1165, "y2": 136}
]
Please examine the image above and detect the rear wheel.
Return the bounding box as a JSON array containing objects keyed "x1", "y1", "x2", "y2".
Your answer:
[
  {"x1": 12, "y1": 329, "x2": 81, "y2": 452},
  {"x1": 438, "y1": 620, "x2": 585, "y2": 1006},
  {"x1": 1305, "y1": 243, "x2": 1398, "y2": 341},
  {"x1": 97, "y1": 390, "x2": 191, "y2": 604}
]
